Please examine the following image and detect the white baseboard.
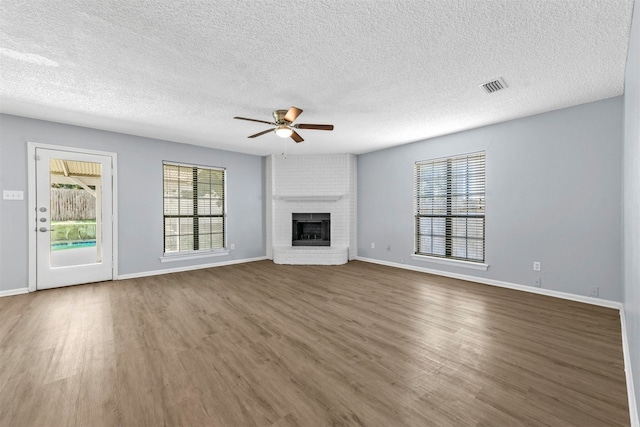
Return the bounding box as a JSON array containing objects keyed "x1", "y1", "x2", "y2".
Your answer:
[
  {"x1": 621, "y1": 309, "x2": 640, "y2": 427},
  {"x1": 355, "y1": 257, "x2": 622, "y2": 310},
  {"x1": 117, "y1": 256, "x2": 268, "y2": 280},
  {"x1": 0, "y1": 287, "x2": 29, "y2": 298}
]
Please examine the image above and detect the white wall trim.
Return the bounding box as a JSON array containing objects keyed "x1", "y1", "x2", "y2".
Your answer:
[
  {"x1": 27, "y1": 142, "x2": 119, "y2": 292},
  {"x1": 411, "y1": 254, "x2": 489, "y2": 271},
  {"x1": 160, "y1": 250, "x2": 231, "y2": 263},
  {"x1": 621, "y1": 309, "x2": 640, "y2": 427},
  {"x1": 356, "y1": 257, "x2": 622, "y2": 309},
  {"x1": 0, "y1": 288, "x2": 29, "y2": 298},
  {"x1": 27, "y1": 143, "x2": 37, "y2": 292},
  {"x1": 117, "y1": 256, "x2": 267, "y2": 280}
]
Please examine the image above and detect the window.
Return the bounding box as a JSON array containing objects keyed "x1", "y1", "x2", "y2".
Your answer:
[
  {"x1": 415, "y1": 152, "x2": 485, "y2": 262},
  {"x1": 163, "y1": 162, "x2": 225, "y2": 254}
]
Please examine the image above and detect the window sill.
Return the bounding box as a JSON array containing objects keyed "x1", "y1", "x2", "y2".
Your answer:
[
  {"x1": 411, "y1": 254, "x2": 489, "y2": 271},
  {"x1": 160, "y1": 250, "x2": 230, "y2": 263}
]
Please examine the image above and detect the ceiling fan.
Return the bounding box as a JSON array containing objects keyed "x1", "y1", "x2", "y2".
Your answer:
[{"x1": 233, "y1": 106, "x2": 334, "y2": 143}]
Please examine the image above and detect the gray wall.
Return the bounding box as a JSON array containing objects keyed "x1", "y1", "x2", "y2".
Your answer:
[
  {"x1": 358, "y1": 96, "x2": 623, "y2": 301},
  {"x1": 623, "y1": 0, "x2": 640, "y2": 418},
  {"x1": 0, "y1": 114, "x2": 265, "y2": 292}
]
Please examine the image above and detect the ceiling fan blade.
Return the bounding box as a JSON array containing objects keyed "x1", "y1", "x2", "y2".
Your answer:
[
  {"x1": 284, "y1": 107, "x2": 303, "y2": 123},
  {"x1": 295, "y1": 124, "x2": 334, "y2": 131},
  {"x1": 290, "y1": 131, "x2": 304, "y2": 143},
  {"x1": 234, "y1": 116, "x2": 275, "y2": 125},
  {"x1": 248, "y1": 128, "x2": 275, "y2": 138}
]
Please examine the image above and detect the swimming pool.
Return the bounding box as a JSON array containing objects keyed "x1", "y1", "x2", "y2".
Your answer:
[{"x1": 51, "y1": 240, "x2": 96, "y2": 251}]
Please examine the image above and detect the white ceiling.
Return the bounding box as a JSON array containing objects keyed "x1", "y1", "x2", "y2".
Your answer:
[{"x1": 0, "y1": 0, "x2": 634, "y2": 156}]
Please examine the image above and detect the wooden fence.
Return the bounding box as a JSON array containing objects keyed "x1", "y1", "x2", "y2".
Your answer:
[{"x1": 51, "y1": 188, "x2": 96, "y2": 221}]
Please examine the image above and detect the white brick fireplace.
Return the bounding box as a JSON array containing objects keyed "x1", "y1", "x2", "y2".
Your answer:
[{"x1": 266, "y1": 154, "x2": 357, "y2": 264}]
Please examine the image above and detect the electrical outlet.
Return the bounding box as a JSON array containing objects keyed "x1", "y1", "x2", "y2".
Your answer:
[
  {"x1": 230, "y1": 243, "x2": 235, "y2": 250},
  {"x1": 533, "y1": 261, "x2": 541, "y2": 271},
  {"x1": 370, "y1": 242, "x2": 375, "y2": 249},
  {"x1": 534, "y1": 277, "x2": 542, "y2": 287},
  {"x1": 588, "y1": 286, "x2": 599, "y2": 297}
]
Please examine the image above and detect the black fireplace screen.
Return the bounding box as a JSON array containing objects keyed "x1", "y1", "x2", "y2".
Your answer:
[{"x1": 292, "y1": 213, "x2": 330, "y2": 246}]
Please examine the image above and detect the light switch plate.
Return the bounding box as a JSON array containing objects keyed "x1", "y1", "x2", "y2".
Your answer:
[{"x1": 3, "y1": 190, "x2": 24, "y2": 200}]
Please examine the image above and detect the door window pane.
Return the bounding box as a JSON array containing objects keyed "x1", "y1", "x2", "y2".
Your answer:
[{"x1": 49, "y1": 159, "x2": 102, "y2": 267}]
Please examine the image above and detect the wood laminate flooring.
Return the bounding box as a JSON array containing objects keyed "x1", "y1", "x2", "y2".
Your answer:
[{"x1": 0, "y1": 260, "x2": 630, "y2": 426}]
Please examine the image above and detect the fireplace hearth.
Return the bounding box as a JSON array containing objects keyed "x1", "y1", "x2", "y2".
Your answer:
[{"x1": 292, "y1": 213, "x2": 330, "y2": 246}]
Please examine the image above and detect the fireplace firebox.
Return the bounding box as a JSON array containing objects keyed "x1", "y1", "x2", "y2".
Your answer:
[{"x1": 292, "y1": 213, "x2": 330, "y2": 246}]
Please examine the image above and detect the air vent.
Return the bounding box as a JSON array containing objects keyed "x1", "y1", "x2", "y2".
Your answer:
[{"x1": 480, "y1": 78, "x2": 508, "y2": 94}]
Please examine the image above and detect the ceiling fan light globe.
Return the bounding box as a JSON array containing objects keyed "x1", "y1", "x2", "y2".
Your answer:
[{"x1": 275, "y1": 125, "x2": 293, "y2": 138}]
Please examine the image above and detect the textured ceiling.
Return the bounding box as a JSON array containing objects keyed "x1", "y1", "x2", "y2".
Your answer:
[{"x1": 0, "y1": 0, "x2": 634, "y2": 156}]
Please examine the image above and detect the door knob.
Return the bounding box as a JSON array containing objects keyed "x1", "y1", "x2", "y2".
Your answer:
[
  {"x1": 39, "y1": 227, "x2": 49, "y2": 232},
  {"x1": 39, "y1": 218, "x2": 47, "y2": 222},
  {"x1": 39, "y1": 207, "x2": 47, "y2": 212}
]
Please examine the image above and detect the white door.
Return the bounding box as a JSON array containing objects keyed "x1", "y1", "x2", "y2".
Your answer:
[{"x1": 35, "y1": 148, "x2": 113, "y2": 289}]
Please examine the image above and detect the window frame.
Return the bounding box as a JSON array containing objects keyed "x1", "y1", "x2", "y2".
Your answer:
[
  {"x1": 414, "y1": 152, "x2": 486, "y2": 264},
  {"x1": 162, "y1": 161, "x2": 227, "y2": 257}
]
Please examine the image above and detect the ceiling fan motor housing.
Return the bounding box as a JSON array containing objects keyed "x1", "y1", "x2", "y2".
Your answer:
[{"x1": 272, "y1": 110, "x2": 290, "y2": 124}]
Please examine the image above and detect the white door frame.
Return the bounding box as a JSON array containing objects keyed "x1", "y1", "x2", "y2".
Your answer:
[{"x1": 27, "y1": 142, "x2": 119, "y2": 292}]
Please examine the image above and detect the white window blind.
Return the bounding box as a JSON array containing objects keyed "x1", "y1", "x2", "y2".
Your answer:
[
  {"x1": 163, "y1": 163, "x2": 225, "y2": 254},
  {"x1": 415, "y1": 152, "x2": 485, "y2": 262}
]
